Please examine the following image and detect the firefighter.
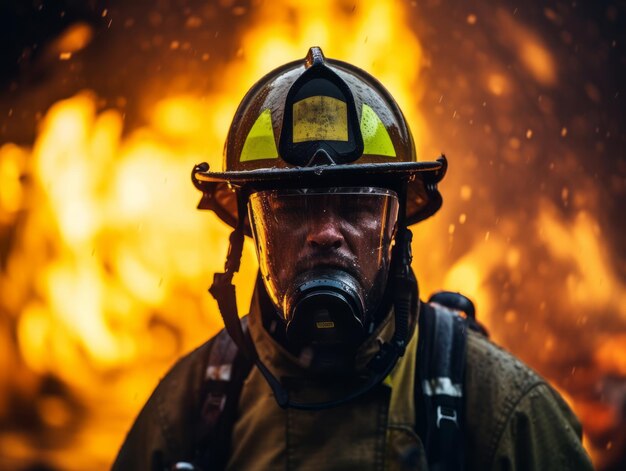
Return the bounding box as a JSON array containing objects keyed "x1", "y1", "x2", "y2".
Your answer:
[{"x1": 113, "y1": 47, "x2": 593, "y2": 470}]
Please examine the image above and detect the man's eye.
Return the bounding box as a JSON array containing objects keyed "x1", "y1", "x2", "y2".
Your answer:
[
  {"x1": 338, "y1": 199, "x2": 378, "y2": 219},
  {"x1": 275, "y1": 200, "x2": 302, "y2": 214}
]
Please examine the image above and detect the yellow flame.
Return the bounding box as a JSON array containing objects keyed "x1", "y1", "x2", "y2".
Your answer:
[
  {"x1": 8, "y1": 90, "x2": 255, "y2": 392},
  {"x1": 0, "y1": 144, "x2": 27, "y2": 220},
  {"x1": 538, "y1": 203, "x2": 626, "y2": 314}
]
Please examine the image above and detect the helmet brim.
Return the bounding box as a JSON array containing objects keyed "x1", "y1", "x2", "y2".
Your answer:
[
  {"x1": 192, "y1": 157, "x2": 447, "y2": 232},
  {"x1": 194, "y1": 160, "x2": 443, "y2": 185}
]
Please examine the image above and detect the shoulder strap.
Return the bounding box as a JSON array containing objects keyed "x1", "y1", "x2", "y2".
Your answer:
[
  {"x1": 415, "y1": 301, "x2": 469, "y2": 471},
  {"x1": 172, "y1": 299, "x2": 474, "y2": 470},
  {"x1": 176, "y1": 316, "x2": 253, "y2": 471}
]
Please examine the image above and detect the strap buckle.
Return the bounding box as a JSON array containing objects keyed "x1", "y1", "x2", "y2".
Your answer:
[{"x1": 436, "y1": 405, "x2": 459, "y2": 429}]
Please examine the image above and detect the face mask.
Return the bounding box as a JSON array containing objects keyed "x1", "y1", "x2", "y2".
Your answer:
[{"x1": 248, "y1": 187, "x2": 399, "y2": 364}]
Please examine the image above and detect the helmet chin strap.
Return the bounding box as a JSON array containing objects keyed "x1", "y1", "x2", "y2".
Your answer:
[{"x1": 209, "y1": 188, "x2": 414, "y2": 410}]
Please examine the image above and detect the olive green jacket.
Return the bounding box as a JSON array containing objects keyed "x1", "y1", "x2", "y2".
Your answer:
[{"x1": 113, "y1": 299, "x2": 593, "y2": 470}]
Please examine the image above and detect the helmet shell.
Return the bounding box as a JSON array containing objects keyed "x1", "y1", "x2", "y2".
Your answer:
[{"x1": 226, "y1": 51, "x2": 416, "y2": 170}]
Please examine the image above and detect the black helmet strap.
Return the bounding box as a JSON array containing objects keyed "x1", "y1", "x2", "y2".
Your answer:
[
  {"x1": 209, "y1": 186, "x2": 414, "y2": 410},
  {"x1": 209, "y1": 191, "x2": 290, "y2": 406}
]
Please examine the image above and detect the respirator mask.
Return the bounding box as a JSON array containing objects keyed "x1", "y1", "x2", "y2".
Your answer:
[{"x1": 248, "y1": 187, "x2": 399, "y2": 369}]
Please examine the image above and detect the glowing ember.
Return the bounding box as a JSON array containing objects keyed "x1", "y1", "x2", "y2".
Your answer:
[{"x1": 54, "y1": 23, "x2": 94, "y2": 55}]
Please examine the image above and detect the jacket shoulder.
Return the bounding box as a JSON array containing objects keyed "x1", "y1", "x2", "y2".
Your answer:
[
  {"x1": 464, "y1": 331, "x2": 542, "y2": 468},
  {"x1": 112, "y1": 333, "x2": 220, "y2": 470},
  {"x1": 464, "y1": 331, "x2": 592, "y2": 470}
]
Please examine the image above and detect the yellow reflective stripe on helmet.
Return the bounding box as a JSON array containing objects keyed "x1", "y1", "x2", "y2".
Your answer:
[
  {"x1": 240, "y1": 109, "x2": 279, "y2": 162},
  {"x1": 360, "y1": 104, "x2": 396, "y2": 157},
  {"x1": 293, "y1": 96, "x2": 348, "y2": 143}
]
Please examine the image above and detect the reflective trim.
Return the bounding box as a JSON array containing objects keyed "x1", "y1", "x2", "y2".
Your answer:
[
  {"x1": 172, "y1": 462, "x2": 197, "y2": 470},
  {"x1": 240, "y1": 109, "x2": 279, "y2": 162},
  {"x1": 360, "y1": 104, "x2": 396, "y2": 157},
  {"x1": 422, "y1": 377, "x2": 463, "y2": 397},
  {"x1": 293, "y1": 96, "x2": 348, "y2": 143},
  {"x1": 315, "y1": 321, "x2": 335, "y2": 329},
  {"x1": 206, "y1": 364, "x2": 233, "y2": 381}
]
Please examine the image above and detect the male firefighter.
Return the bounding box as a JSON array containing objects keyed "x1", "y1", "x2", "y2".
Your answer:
[{"x1": 113, "y1": 47, "x2": 593, "y2": 470}]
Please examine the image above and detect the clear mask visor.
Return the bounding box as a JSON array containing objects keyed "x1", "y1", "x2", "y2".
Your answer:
[{"x1": 248, "y1": 187, "x2": 399, "y2": 319}]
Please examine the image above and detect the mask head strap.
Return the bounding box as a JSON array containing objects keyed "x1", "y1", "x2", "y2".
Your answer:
[{"x1": 209, "y1": 181, "x2": 415, "y2": 411}]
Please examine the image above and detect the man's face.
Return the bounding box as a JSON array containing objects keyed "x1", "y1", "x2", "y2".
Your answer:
[{"x1": 248, "y1": 187, "x2": 399, "y2": 320}]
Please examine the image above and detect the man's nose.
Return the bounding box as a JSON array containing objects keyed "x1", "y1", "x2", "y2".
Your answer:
[{"x1": 306, "y1": 216, "x2": 344, "y2": 249}]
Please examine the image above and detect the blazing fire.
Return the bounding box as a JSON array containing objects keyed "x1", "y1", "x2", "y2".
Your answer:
[{"x1": 0, "y1": 1, "x2": 624, "y2": 469}]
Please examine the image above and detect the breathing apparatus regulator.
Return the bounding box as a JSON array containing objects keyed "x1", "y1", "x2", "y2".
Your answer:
[{"x1": 192, "y1": 47, "x2": 447, "y2": 410}]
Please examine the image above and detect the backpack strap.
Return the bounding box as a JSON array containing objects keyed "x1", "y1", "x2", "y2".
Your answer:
[
  {"x1": 172, "y1": 293, "x2": 479, "y2": 470},
  {"x1": 172, "y1": 316, "x2": 253, "y2": 471},
  {"x1": 415, "y1": 300, "x2": 469, "y2": 471}
]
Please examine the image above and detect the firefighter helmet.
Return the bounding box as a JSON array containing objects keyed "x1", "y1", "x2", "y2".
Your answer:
[{"x1": 192, "y1": 46, "x2": 446, "y2": 231}]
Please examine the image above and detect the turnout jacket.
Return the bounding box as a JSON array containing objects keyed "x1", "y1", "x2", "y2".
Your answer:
[{"x1": 113, "y1": 287, "x2": 593, "y2": 470}]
